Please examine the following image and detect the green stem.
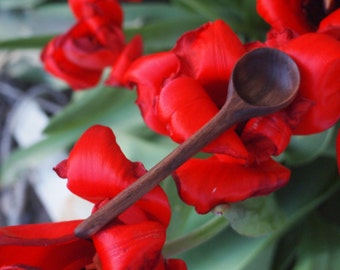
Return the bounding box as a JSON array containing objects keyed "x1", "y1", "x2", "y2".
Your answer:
[{"x1": 163, "y1": 216, "x2": 229, "y2": 257}]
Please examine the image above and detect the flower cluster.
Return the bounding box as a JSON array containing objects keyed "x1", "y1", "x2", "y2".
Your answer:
[
  {"x1": 41, "y1": 0, "x2": 142, "y2": 89},
  {"x1": 124, "y1": 0, "x2": 340, "y2": 214},
  {"x1": 0, "y1": 125, "x2": 186, "y2": 269},
  {"x1": 0, "y1": 0, "x2": 339, "y2": 269}
]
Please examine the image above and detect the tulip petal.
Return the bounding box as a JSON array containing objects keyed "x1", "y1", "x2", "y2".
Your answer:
[
  {"x1": 106, "y1": 35, "x2": 143, "y2": 87},
  {"x1": 0, "y1": 265, "x2": 38, "y2": 269},
  {"x1": 41, "y1": 36, "x2": 102, "y2": 89},
  {"x1": 256, "y1": 0, "x2": 313, "y2": 34},
  {"x1": 55, "y1": 125, "x2": 146, "y2": 203},
  {"x1": 41, "y1": 0, "x2": 127, "y2": 90},
  {"x1": 164, "y1": 259, "x2": 188, "y2": 270},
  {"x1": 241, "y1": 112, "x2": 292, "y2": 162},
  {"x1": 140, "y1": 257, "x2": 187, "y2": 270},
  {"x1": 282, "y1": 33, "x2": 340, "y2": 134},
  {"x1": 173, "y1": 19, "x2": 245, "y2": 107},
  {"x1": 69, "y1": 0, "x2": 123, "y2": 27},
  {"x1": 93, "y1": 221, "x2": 165, "y2": 270},
  {"x1": 174, "y1": 155, "x2": 290, "y2": 214},
  {"x1": 93, "y1": 187, "x2": 171, "y2": 228},
  {"x1": 0, "y1": 221, "x2": 95, "y2": 269},
  {"x1": 62, "y1": 17, "x2": 124, "y2": 69},
  {"x1": 318, "y1": 9, "x2": 340, "y2": 39},
  {"x1": 158, "y1": 76, "x2": 248, "y2": 158},
  {"x1": 125, "y1": 51, "x2": 181, "y2": 134},
  {"x1": 133, "y1": 187, "x2": 171, "y2": 227}
]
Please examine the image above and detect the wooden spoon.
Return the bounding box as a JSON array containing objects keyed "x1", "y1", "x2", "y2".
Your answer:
[{"x1": 75, "y1": 47, "x2": 300, "y2": 238}]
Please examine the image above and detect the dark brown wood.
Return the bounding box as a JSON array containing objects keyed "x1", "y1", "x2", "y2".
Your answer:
[{"x1": 74, "y1": 48, "x2": 300, "y2": 239}]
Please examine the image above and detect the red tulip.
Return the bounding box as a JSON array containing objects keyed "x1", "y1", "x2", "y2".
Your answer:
[
  {"x1": 125, "y1": 51, "x2": 181, "y2": 134},
  {"x1": 157, "y1": 76, "x2": 248, "y2": 158},
  {"x1": 256, "y1": 0, "x2": 340, "y2": 35},
  {"x1": 41, "y1": 0, "x2": 142, "y2": 90},
  {"x1": 174, "y1": 155, "x2": 290, "y2": 214},
  {"x1": 69, "y1": 0, "x2": 123, "y2": 26},
  {"x1": 55, "y1": 125, "x2": 171, "y2": 226},
  {"x1": 126, "y1": 20, "x2": 248, "y2": 158},
  {"x1": 1, "y1": 126, "x2": 186, "y2": 270},
  {"x1": 281, "y1": 33, "x2": 340, "y2": 134},
  {"x1": 125, "y1": 20, "x2": 293, "y2": 213},
  {"x1": 256, "y1": 1, "x2": 340, "y2": 135},
  {"x1": 41, "y1": 34, "x2": 104, "y2": 89},
  {"x1": 0, "y1": 220, "x2": 95, "y2": 269},
  {"x1": 105, "y1": 35, "x2": 143, "y2": 87},
  {"x1": 173, "y1": 19, "x2": 246, "y2": 108}
]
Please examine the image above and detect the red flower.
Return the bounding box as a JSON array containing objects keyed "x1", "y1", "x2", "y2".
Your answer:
[
  {"x1": 256, "y1": 0, "x2": 340, "y2": 36},
  {"x1": 125, "y1": 20, "x2": 293, "y2": 213},
  {"x1": 0, "y1": 125, "x2": 186, "y2": 270},
  {"x1": 127, "y1": 20, "x2": 249, "y2": 158},
  {"x1": 174, "y1": 155, "x2": 290, "y2": 214},
  {"x1": 0, "y1": 220, "x2": 95, "y2": 269},
  {"x1": 256, "y1": 1, "x2": 340, "y2": 134},
  {"x1": 105, "y1": 35, "x2": 143, "y2": 87},
  {"x1": 247, "y1": 42, "x2": 339, "y2": 136},
  {"x1": 41, "y1": 0, "x2": 142, "y2": 90},
  {"x1": 69, "y1": 0, "x2": 123, "y2": 24},
  {"x1": 279, "y1": 33, "x2": 340, "y2": 134}
]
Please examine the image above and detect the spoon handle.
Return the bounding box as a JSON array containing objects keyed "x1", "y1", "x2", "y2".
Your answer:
[{"x1": 75, "y1": 101, "x2": 242, "y2": 238}]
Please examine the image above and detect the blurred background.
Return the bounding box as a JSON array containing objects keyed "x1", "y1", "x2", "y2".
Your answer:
[{"x1": 0, "y1": 0, "x2": 74, "y2": 226}]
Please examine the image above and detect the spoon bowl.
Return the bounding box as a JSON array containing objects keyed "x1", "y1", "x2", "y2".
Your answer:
[
  {"x1": 75, "y1": 47, "x2": 300, "y2": 238},
  {"x1": 233, "y1": 47, "x2": 299, "y2": 108}
]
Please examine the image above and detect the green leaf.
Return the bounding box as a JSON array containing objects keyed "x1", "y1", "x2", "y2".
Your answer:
[
  {"x1": 114, "y1": 131, "x2": 176, "y2": 170},
  {"x1": 276, "y1": 157, "x2": 339, "y2": 214},
  {"x1": 179, "y1": 226, "x2": 275, "y2": 270},
  {"x1": 44, "y1": 86, "x2": 139, "y2": 135},
  {"x1": 222, "y1": 195, "x2": 286, "y2": 237},
  {"x1": 271, "y1": 224, "x2": 303, "y2": 270},
  {"x1": 123, "y1": 3, "x2": 195, "y2": 23},
  {"x1": 0, "y1": 3, "x2": 72, "y2": 46},
  {"x1": 163, "y1": 177, "x2": 220, "y2": 242},
  {"x1": 123, "y1": 3, "x2": 208, "y2": 53},
  {"x1": 0, "y1": 35, "x2": 55, "y2": 49},
  {"x1": 272, "y1": 158, "x2": 339, "y2": 269},
  {"x1": 164, "y1": 216, "x2": 228, "y2": 257},
  {"x1": 162, "y1": 178, "x2": 200, "y2": 240},
  {"x1": 317, "y1": 188, "x2": 340, "y2": 228},
  {"x1": 170, "y1": 0, "x2": 220, "y2": 20},
  {"x1": 294, "y1": 214, "x2": 340, "y2": 270},
  {"x1": 279, "y1": 127, "x2": 335, "y2": 166},
  {"x1": 125, "y1": 16, "x2": 207, "y2": 53},
  {"x1": 171, "y1": 0, "x2": 268, "y2": 40}
]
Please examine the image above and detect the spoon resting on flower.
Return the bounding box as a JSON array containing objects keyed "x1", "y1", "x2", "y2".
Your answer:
[{"x1": 75, "y1": 47, "x2": 300, "y2": 238}]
